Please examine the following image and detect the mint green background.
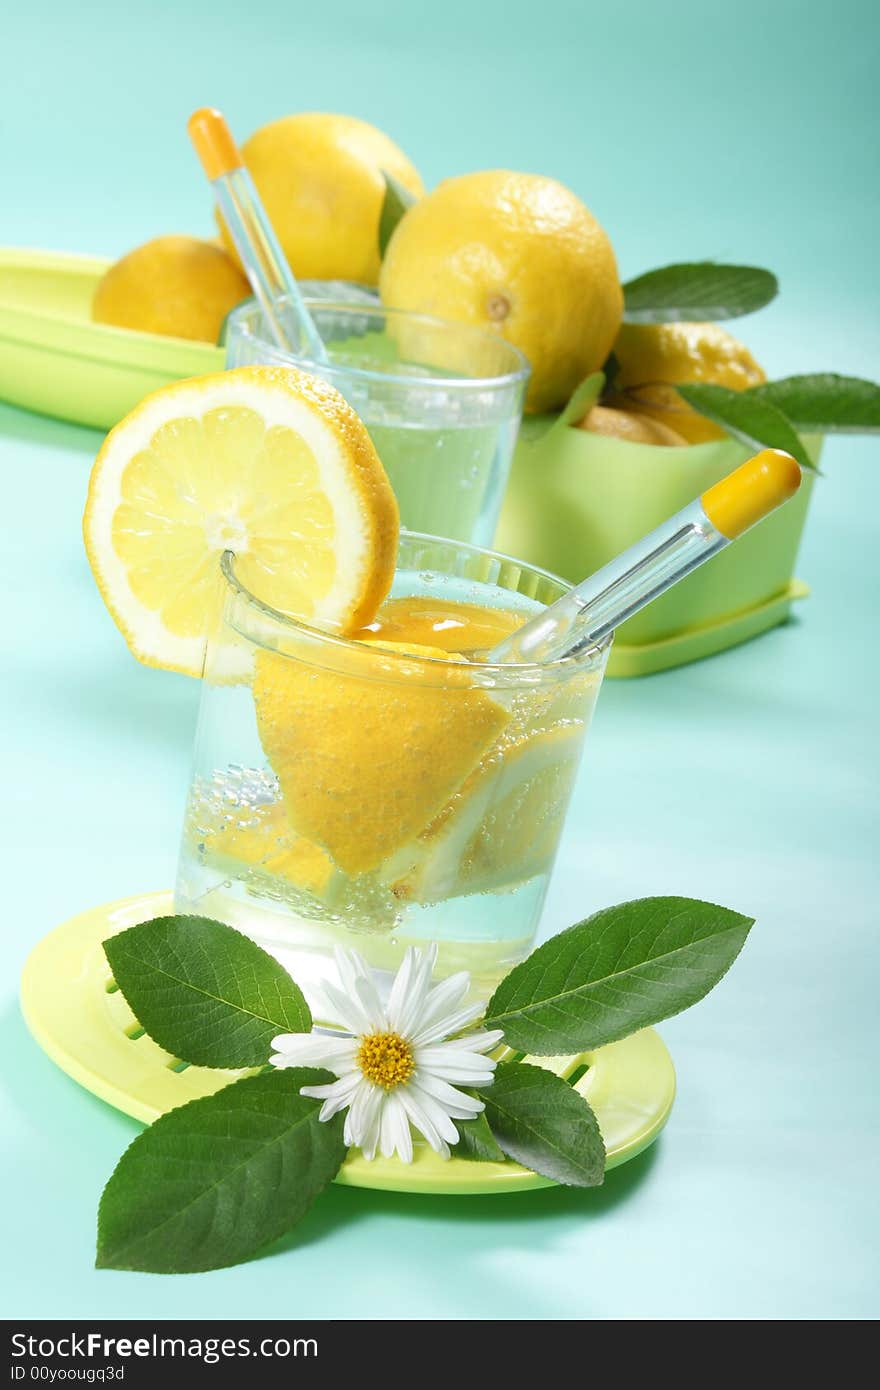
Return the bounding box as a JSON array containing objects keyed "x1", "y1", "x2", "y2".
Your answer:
[{"x1": 2, "y1": 0, "x2": 878, "y2": 1320}]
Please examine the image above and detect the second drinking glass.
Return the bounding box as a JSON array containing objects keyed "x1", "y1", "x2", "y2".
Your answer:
[{"x1": 225, "y1": 296, "x2": 530, "y2": 547}]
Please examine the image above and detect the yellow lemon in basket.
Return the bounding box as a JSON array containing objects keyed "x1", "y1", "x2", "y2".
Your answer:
[
  {"x1": 577, "y1": 403, "x2": 688, "y2": 447},
  {"x1": 379, "y1": 170, "x2": 622, "y2": 413},
  {"x1": 83, "y1": 367, "x2": 399, "y2": 676},
  {"x1": 221, "y1": 112, "x2": 424, "y2": 286},
  {"x1": 92, "y1": 235, "x2": 250, "y2": 343},
  {"x1": 252, "y1": 641, "x2": 510, "y2": 877},
  {"x1": 609, "y1": 322, "x2": 766, "y2": 443}
]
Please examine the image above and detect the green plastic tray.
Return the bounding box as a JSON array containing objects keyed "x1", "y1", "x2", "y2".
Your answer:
[
  {"x1": 495, "y1": 415, "x2": 820, "y2": 677},
  {"x1": 20, "y1": 890, "x2": 675, "y2": 1196},
  {"x1": 0, "y1": 246, "x2": 223, "y2": 431}
]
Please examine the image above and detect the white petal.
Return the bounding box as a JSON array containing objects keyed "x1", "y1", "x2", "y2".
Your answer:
[
  {"x1": 299, "y1": 1082, "x2": 335, "y2": 1101},
  {"x1": 346, "y1": 1081, "x2": 384, "y2": 1159},
  {"x1": 303, "y1": 1073, "x2": 361, "y2": 1103},
  {"x1": 320, "y1": 980, "x2": 374, "y2": 1036},
  {"x1": 408, "y1": 971, "x2": 471, "y2": 1041},
  {"x1": 379, "y1": 1092, "x2": 413, "y2": 1163},
  {"x1": 391, "y1": 945, "x2": 437, "y2": 1037},
  {"x1": 411, "y1": 1070, "x2": 485, "y2": 1117},
  {"x1": 413, "y1": 1043, "x2": 499, "y2": 1084},
  {"x1": 341, "y1": 948, "x2": 387, "y2": 1031},
  {"x1": 385, "y1": 947, "x2": 420, "y2": 1032},
  {"x1": 301, "y1": 1072, "x2": 363, "y2": 1120},
  {"x1": 269, "y1": 1034, "x2": 357, "y2": 1070},
  {"x1": 317, "y1": 1093, "x2": 354, "y2": 1123},
  {"x1": 397, "y1": 1085, "x2": 450, "y2": 1155},
  {"x1": 410, "y1": 999, "x2": 486, "y2": 1046},
  {"x1": 359, "y1": 1101, "x2": 384, "y2": 1161},
  {"x1": 458, "y1": 1028, "x2": 505, "y2": 1054},
  {"x1": 270, "y1": 1033, "x2": 308, "y2": 1051},
  {"x1": 333, "y1": 945, "x2": 361, "y2": 996},
  {"x1": 402, "y1": 1081, "x2": 460, "y2": 1145}
]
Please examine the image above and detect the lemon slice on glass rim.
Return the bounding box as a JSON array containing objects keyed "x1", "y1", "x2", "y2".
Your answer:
[{"x1": 83, "y1": 366, "x2": 400, "y2": 676}]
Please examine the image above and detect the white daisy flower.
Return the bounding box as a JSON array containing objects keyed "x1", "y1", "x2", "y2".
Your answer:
[{"x1": 270, "y1": 944, "x2": 504, "y2": 1163}]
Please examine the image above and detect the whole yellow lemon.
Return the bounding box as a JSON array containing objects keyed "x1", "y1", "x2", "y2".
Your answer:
[
  {"x1": 379, "y1": 170, "x2": 622, "y2": 413},
  {"x1": 609, "y1": 321, "x2": 766, "y2": 443},
  {"x1": 92, "y1": 235, "x2": 250, "y2": 343},
  {"x1": 223, "y1": 112, "x2": 424, "y2": 286}
]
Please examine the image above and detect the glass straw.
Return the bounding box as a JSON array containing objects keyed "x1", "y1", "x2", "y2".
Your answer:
[
  {"x1": 188, "y1": 107, "x2": 326, "y2": 362},
  {"x1": 489, "y1": 449, "x2": 802, "y2": 665}
]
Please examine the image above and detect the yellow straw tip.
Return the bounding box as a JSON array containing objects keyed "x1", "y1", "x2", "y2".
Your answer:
[
  {"x1": 701, "y1": 448, "x2": 802, "y2": 541},
  {"x1": 187, "y1": 107, "x2": 243, "y2": 180}
]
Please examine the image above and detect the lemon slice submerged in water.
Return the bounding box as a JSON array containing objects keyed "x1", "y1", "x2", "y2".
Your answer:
[
  {"x1": 83, "y1": 366, "x2": 399, "y2": 675},
  {"x1": 386, "y1": 723, "x2": 585, "y2": 903}
]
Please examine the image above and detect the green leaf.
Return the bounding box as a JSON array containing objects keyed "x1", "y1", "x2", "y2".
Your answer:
[
  {"x1": 485, "y1": 896, "x2": 754, "y2": 1055},
  {"x1": 454, "y1": 1106, "x2": 507, "y2": 1163},
  {"x1": 749, "y1": 373, "x2": 880, "y2": 434},
  {"x1": 556, "y1": 372, "x2": 605, "y2": 429},
  {"x1": 378, "y1": 170, "x2": 418, "y2": 258},
  {"x1": 104, "y1": 915, "x2": 311, "y2": 1069},
  {"x1": 97, "y1": 1070, "x2": 345, "y2": 1273},
  {"x1": 676, "y1": 383, "x2": 816, "y2": 472},
  {"x1": 475, "y1": 1062, "x2": 605, "y2": 1187},
  {"x1": 623, "y1": 262, "x2": 778, "y2": 323}
]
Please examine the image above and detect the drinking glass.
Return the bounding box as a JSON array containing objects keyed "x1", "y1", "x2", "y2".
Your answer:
[
  {"x1": 226, "y1": 296, "x2": 529, "y2": 546},
  {"x1": 175, "y1": 533, "x2": 609, "y2": 1012}
]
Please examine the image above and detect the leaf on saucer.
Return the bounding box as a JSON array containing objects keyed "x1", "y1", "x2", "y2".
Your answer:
[
  {"x1": 475, "y1": 1062, "x2": 605, "y2": 1187},
  {"x1": 454, "y1": 1107, "x2": 507, "y2": 1163},
  {"x1": 485, "y1": 896, "x2": 753, "y2": 1054},
  {"x1": 96, "y1": 1070, "x2": 345, "y2": 1274},
  {"x1": 104, "y1": 915, "x2": 310, "y2": 1069}
]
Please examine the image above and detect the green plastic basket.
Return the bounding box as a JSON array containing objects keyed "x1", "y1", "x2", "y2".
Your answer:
[
  {"x1": 0, "y1": 247, "x2": 224, "y2": 431},
  {"x1": 495, "y1": 415, "x2": 820, "y2": 677}
]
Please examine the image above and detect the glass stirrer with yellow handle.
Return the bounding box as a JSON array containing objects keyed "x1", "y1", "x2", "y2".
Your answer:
[
  {"x1": 489, "y1": 448, "x2": 803, "y2": 664},
  {"x1": 187, "y1": 106, "x2": 326, "y2": 362}
]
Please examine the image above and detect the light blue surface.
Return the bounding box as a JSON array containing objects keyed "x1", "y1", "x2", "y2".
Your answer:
[{"x1": 2, "y1": 0, "x2": 878, "y2": 1321}]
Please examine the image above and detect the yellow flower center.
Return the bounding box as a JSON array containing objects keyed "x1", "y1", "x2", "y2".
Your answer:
[{"x1": 356, "y1": 1031, "x2": 415, "y2": 1089}]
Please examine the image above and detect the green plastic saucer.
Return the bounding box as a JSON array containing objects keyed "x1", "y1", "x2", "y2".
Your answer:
[{"x1": 20, "y1": 891, "x2": 676, "y2": 1195}]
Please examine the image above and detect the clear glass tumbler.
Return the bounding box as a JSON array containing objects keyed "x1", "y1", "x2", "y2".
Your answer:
[
  {"x1": 175, "y1": 534, "x2": 609, "y2": 1011},
  {"x1": 225, "y1": 297, "x2": 529, "y2": 547}
]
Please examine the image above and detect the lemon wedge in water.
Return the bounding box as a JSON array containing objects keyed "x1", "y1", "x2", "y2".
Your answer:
[{"x1": 253, "y1": 640, "x2": 510, "y2": 876}]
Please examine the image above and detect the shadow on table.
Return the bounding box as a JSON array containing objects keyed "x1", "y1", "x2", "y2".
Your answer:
[{"x1": 271, "y1": 1138, "x2": 660, "y2": 1262}]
